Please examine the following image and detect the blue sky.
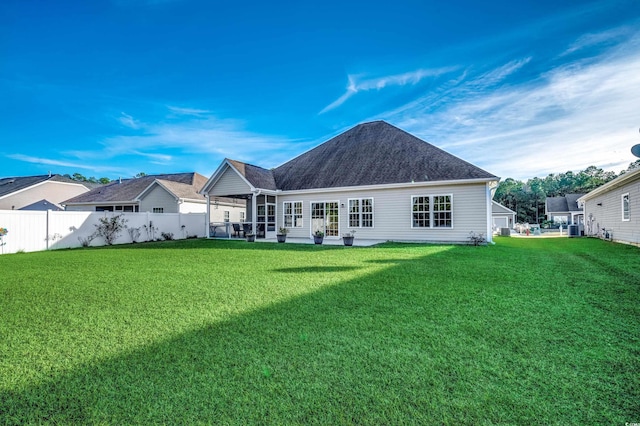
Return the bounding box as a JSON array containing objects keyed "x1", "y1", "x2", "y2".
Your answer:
[{"x1": 1, "y1": 0, "x2": 639, "y2": 181}]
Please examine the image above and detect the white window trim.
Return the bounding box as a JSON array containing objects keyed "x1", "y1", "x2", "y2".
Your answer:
[
  {"x1": 283, "y1": 201, "x2": 303, "y2": 228},
  {"x1": 622, "y1": 193, "x2": 630, "y2": 221},
  {"x1": 410, "y1": 194, "x2": 454, "y2": 229},
  {"x1": 347, "y1": 197, "x2": 374, "y2": 228}
]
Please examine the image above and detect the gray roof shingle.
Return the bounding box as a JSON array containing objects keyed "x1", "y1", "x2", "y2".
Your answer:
[
  {"x1": 272, "y1": 121, "x2": 497, "y2": 190},
  {"x1": 64, "y1": 173, "x2": 211, "y2": 204},
  {"x1": 546, "y1": 194, "x2": 585, "y2": 213}
]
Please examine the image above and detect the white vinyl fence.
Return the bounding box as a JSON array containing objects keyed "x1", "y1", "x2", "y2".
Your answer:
[{"x1": 0, "y1": 210, "x2": 206, "y2": 255}]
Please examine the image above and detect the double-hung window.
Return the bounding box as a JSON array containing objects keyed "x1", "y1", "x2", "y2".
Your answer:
[
  {"x1": 622, "y1": 193, "x2": 630, "y2": 221},
  {"x1": 283, "y1": 201, "x2": 303, "y2": 228},
  {"x1": 412, "y1": 195, "x2": 453, "y2": 228},
  {"x1": 348, "y1": 198, "x2": 374, "y2": 228}
]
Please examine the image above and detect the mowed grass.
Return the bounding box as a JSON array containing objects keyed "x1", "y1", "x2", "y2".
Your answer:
[{"x1": 0, "y1": 237, "x2": 638, "y2": 424}]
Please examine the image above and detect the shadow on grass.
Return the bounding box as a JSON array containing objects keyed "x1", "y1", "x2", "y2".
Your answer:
[{"x1": 2, "y1": 241, "x2": 638, "y2": 424}]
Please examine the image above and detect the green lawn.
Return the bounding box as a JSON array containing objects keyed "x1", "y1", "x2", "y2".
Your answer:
[{"x1": 1, "y1": 237, "x2": 638, "y2": 424}]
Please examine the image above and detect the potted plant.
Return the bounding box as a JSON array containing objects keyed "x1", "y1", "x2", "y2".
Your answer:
[
  {"x1": 277, "y1": 227, "x2": 288, "y2": 243},
  {"x1": 313, "y1": 230, "x2": 324, "y2": 245},
  {"x1": 246, "y1": 232, "x2": 256, "y2": 242},
  {"x1": 342, "y1": 230, "x2": 356, "y2": 246}
]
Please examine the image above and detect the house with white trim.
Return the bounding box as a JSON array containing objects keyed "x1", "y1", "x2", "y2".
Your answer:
[
  {"x1": 578, "y1": 168, "x2": 640, "y2": 245},
  {"x1": 0, "y1": 174, "x2": 91, "y2": 211},
  {"x1": 200, "y1": 121, "x2": 499, "y2": 243},
  {"x1": 64, "y1": 172, "x2": 245, "y2": 223},
  {"x1": 492, "y1": 201, "x2": 516, "y2": 231}
]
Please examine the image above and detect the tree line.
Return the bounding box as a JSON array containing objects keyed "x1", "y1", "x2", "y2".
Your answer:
[
  {"x1": 494, "y1": 160, "x2": 640, "y2": 224},
  {"x1": 63, "y1": 172, "x2": 147, "y2": 184}
]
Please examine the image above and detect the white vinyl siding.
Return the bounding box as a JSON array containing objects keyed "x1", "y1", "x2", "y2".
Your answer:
[
  {"x1": 208, "y1": 166, "x2": 252, "y2": 196},
  {"x1": 348, "y1": 198, "x2": 373, "y2": 228},
  {"x1": 139, "y1": 184, "x2": 179, "y2": 213},
  {"x1": 283, "y1": 201, "x2": 303, "y2": 228},
  {"x1": 622, "y1": 193, "x2": 630, "y2": 221},
  {"x1": 582, "y1": 177, "x2": 640, "y2": 245},
  {"x1": 276, "y1": 183, "x2": 488, "y2": 243},
  {"x1": 412, "y1": 194, "x2": 453, "y2": 228}
]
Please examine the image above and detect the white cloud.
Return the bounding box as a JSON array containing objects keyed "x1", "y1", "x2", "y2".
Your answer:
[
  {"x1": 119, "y1": 112, "x2": 140, "y2": 129},
  {"x1": 167, "y1": 106, "x2": 212, "y2": 116},
  {"x1": 389, "y1": 31, "x2": 640, "y2": 180},
  {"x1": 320, "y1": 67, "x2": 457, "y2": 114},
  {"x1": 6, "y1": 154, "x2": 126, "y2": 174}
]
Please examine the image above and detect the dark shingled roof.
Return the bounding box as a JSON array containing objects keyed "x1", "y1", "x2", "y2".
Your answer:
[
  {"x1": 19, "y1": 199, "x2": 64, "y2": 211},
  {"x1": 272, "y1": 121, "x2": 497, "y2": 190},
  {"x1": 0, "y1": 174, "x2": 87, "y2": 198},
  {"x1": 227, "y1": 159, "x2": 277, "y2": 190},
  {"x1": 64, "y1": 172, "x2": 211, "y2": 204},
  {"x1": 546, "y1": 194, "x2": 585, "y2": 213}
]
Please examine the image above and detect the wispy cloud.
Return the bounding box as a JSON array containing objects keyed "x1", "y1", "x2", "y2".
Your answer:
[
  {"x1": 119, "y1": 112, "x2": 140, "y2": 129},
  {"x1": 561, "y1": 26, "x2": 632, "y2": 56},
  {"x1": 167, "y1": 106, "x2": 212, "y2": 116},
  {"x1": 320, "y1": 67, "x2": 457, "y2": 114},
  {"x1": 6, "y1": 154, "x2": 126, "y2": 174},
  {"x1": 391, "y1": 31, "x2": 640, "y2": 180}
]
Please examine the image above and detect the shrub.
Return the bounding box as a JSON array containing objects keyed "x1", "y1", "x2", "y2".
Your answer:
[
  {"x1": 94, "y1": 214, "x2": 128, "y2": 245},
  {"x1": 161, "y1": 232, "x2": 174, "y2": 241}
]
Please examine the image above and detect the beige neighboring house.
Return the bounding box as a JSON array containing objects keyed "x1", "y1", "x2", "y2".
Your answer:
[
  {"x1": 0, "y1": 174, "x2": 91, "y2": 211},
  {"x1": 63, "y1": 172, "x2": 245, "y2": 222},
  {"x1": 578, "y1": 168, "x2": 640, "y2": 245},
  {"x1": 200, "y1": 121, "x2": 500, "y2": 243}
]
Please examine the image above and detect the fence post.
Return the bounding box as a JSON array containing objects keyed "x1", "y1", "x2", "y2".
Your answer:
[{"x1": 46, "y1": 209, "x2": 50, "y2": 250}]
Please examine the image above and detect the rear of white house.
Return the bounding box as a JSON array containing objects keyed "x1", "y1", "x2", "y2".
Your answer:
[
  {"x1": 201, "y1": 121, "x2": 499, "y2": 243},
  {"x1": 578, "y1": 168, "x2": 640, "y2": 245}
]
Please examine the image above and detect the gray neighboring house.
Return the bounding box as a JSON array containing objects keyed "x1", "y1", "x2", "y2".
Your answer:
[
  {"x1": 0, "y1": 174, "x2": 91, "y2": 211},
  {"x1": 64, "y1": 172, "x2": 245, "y2": 222},
  {"x1": 492, "y1": 201, "x2": 516, "y2": 231},
  {"x1": 545, "y1": 194, "x2": 585, "y2": 225},
  {"x1": 200, "y1": 121, "x2": 500, "y2": 243},
  {"x1": 578, "y1": 168, "x2": 640, "y2": 245}
]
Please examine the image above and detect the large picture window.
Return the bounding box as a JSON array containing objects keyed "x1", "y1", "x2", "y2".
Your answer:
[
  {"x1": 348, "y1": 198, "x2": 374, "y2": 228},
  {"x1": 412, "y1": 195, "x2": 453, "y2": 228},
  {"x1": 283, "y1": 201, "x2": 303, "y2": 228},
  {"x1": 622, "y1": 193, "x2": 630, "y2": 221}
]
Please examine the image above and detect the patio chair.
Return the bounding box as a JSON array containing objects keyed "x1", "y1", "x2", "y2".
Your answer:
[
  {"x1": 242, "y1": 223, "x2": 252, "y2": 236},
  {"x1": 232, "y1": 223, "x2": 243, "y2": 238},
  {"x1": 256, "y1": 223, "x2": 265, "y2": 238}
]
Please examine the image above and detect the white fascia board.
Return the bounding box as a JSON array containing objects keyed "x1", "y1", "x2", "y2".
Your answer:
[
  {"x1": 199, "y1": 159, "x2": 256, "y2": 194},
  {"x1": 578, "y1": 168, "x2": 640, "y2": 202},
  {"x1": 278, "y1": 177, "x2": 498, "y2": 196}
]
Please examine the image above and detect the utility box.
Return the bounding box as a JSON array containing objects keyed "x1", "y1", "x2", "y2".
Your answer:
[{"x1": 500, "y1": 228, "x2": 510, "y2": 236}]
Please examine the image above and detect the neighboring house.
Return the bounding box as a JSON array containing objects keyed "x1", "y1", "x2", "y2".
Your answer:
[
  {"x1": 545, "y1": 194, "x2": 585, "y2": 225},
  {"x1": 577, "y1": 168, "x2": 640, "y2": 245},
  {"x1": 64, "y1": 172, "x2": 245, "y2": 222},
  {"x1": 0, "y1": 174, "x2": 91, "y2": 211},
  {"x1": 200, "y1": 121, "x2": 499, "y2": 243},
  {"x1": 492, "y1": 201, "x2": 516, "y2": 231}
]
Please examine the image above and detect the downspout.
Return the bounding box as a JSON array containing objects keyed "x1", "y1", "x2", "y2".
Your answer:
[
  {"x1": 205, "y1": 194, "x2": 211, "y2": 238},
  {"x1": 486, "y1": 183, "x2": 494, "y2": 244}
]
